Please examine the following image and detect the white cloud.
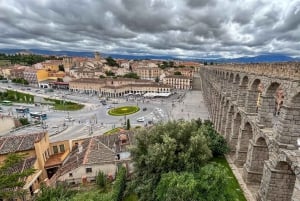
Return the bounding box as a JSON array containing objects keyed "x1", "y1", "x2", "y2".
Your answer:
[{"x1": 0, "y1": 0, "x2": 299, "y2": 58}]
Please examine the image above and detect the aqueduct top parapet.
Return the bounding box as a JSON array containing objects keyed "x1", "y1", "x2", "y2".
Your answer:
[{"x1": 208, "y1": 62, "x2": 300, "y2": 80}]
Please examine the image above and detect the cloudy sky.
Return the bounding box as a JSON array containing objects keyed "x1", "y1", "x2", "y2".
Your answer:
[{"x1": 0, "y1": 0, "x2": 300, "y2": 58}]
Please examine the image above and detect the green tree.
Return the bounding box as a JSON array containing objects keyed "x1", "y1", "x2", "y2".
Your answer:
[
  {"x1": 19, "y1": 117, "x2": 30, "y2": 126},
  {"x1": 156, "y1": 164, "x2": 234, "y2": 201},
  {"x1": 96, "y1": 171, "x2": 107, "y2": 189},
  {"x1": 0, "y1": 153, "x2": 35, "y2": 200},
  {"x1": 126, "y1": 119, "x2": 131, "y2": 130},
  {"x1": 123, "y1": 72, "x2": 139, "y2": 79},
  {"x1": 197, "y1": 163, "x2": 234, "y2": 201},
  {"x1": 105, "y1": 71, "x2": 115, "y2": 77},
  {"x1": 174, "y1": 71, "x2": 182, "y2": 75},
  {"x1": 105, "y1": 56, "x2": 119, "y2": 67},
  {"x1": 156, "y1": 172, "x2": 200, "y2": 201},
  {"x1": 155, "y1": 76, "x2": 159, "y2": 83},
  {"x1": 200, "y1": 120, "x2": 229, "y2": 157},
  {"x1": 35, "y1": 183, "x2": 76, "y2": 201},
  {"x1": 58, "y1": 64, "x2": 65, "y2": 72},
  {"x1": 130, "y1": 121, "x2": 212, "y2": 201},
  {"x1": 99, "y1": 75, "x2": 106, "y2": 79}
]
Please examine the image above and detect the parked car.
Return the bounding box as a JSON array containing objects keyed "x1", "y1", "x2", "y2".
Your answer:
[
  {"x1": 136, "y1": 117, "x2": 145, "y2": 122},
  {"x1": 65, "y1": 117, "x2": 75, "y2": 122},
  {"x1": 143, "y1": 107, "x2": 147, "y2": 111}
]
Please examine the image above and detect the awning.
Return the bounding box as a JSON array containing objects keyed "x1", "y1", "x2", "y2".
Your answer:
[{"x1": 23, "y1": 170, "x2": 42, "y2": 189}]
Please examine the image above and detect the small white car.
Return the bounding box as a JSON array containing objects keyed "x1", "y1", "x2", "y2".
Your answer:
[
  {"x1": 137, "y1": 117, "x2": 145, "y2": 122},
  {"x1": 65, "y1": 117, "x2": 75, "y2": 122}
]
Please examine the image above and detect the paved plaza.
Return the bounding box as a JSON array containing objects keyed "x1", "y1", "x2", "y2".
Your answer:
[
  {"x1": 1, "y1": 82, "x2": 210, "y2": 142},
  {"x1": 170, "y1": 90, "x2": 210, "y2": 121}
]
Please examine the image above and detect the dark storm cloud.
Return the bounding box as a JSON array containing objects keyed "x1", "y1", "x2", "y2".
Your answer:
[{"x1": 0, "y1": 0, "x2": 299, "y2": 58}]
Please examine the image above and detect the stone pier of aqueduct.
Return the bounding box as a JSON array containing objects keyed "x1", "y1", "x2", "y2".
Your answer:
[{"x1": 200, "y1": 63, "x2": 300, "y2": 201}]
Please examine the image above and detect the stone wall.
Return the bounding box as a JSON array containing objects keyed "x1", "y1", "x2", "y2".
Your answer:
[
  {"x1": 0, "y1": 115, "x2": 15, "y2": 135},
  {"x1": 200, "y1": 62, "x2": 300, "y2": 201}
]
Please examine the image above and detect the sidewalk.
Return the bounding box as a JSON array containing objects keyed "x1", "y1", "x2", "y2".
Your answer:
[{"x1": 225, "y1": 155, "x2": 256, "y2": 201}]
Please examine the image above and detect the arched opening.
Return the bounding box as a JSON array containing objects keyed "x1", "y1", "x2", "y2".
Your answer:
[
  {"x1": 220, "y1": 100, "x2": 230, "y2": 136},
  {"x1": 217, "y1": 97, "x2": 225, "y2": 132},
  {"x1": 225, "y1": 105, "x2": 234, "y2": 141},
  {"x1": 226, "y1": 73, "x2": 234, "y2": 95},
  {"x1": 234, "y1": 122, "x2": 253, "y2": 167},
  {"x1": 231, "y1": 74, "x2": 240, "y2": 100},
  {"x1": 237, "y1": 76, "x2": 249, "y2": 107},
  {"x1": 229, "y1": 112, "x2": 241, "y2": 153},
  {"x1": 216, "y1": 95, "x2": 223, "y2": 132},
  {"x1": 258, "y1": 161, "x2": 296, "y2": 201},
  {"x1": 257, "y1": 82, "x2": 281, "y2": 128},
  {"x1": 276, "y1": 92, "x2": 300, "y2": 146},
  {"x1": 245, "y1": 79, "x2": 261, "y2": 113},
  {"x1": 243, "y1": 137, "x2": 269, "y2": 184}
]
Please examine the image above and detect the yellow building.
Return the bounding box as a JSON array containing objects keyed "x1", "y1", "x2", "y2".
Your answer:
[
  {"x1": 36, "y1": 69, "x2": 49, "y2": 82},
  {"x1": 0, "y1": 132, "x2": 69, "y2": 200}
]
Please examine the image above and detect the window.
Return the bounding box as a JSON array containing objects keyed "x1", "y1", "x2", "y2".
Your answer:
[
  {"x1": 53, "y1": 146, "x2": 58, "y2": 154},
  {"x1": 69, "y1": 173, "x2": 73, "y2": 177},
  {"x1": 86, "y1": 168, "x2": 92, "y2": 173},
  {"x1": 59, "y1": 144, "x2": 65, "y2": 152}
]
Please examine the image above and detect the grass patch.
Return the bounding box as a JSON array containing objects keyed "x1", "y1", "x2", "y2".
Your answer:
[
  {"x1": 0, "y1": 90, "x2": 34, "y2": 104},
  {"x1": 123, "y1": 193, "x2": 138, "y2": 201},
  {"x1": 103, "y1": 127, "x2": 123, "y2": 136},
  {"x1": 108, "y1": 106, "x2": 140, "y2": 116},
  {"x1": 44, "y1": 98, "x2": 84, "y2": 111},
  {"x1": 210, "y1": 156, "x2": 247, "y2": 201}
]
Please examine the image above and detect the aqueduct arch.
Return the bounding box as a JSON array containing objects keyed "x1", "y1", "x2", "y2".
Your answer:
[
  {"x1": 234, "y1": 122, "x2": 253, "y2": 167},
  {"x1": 243, "y1": 137, "x2": 269, "y2": 184},
  {"x1": 257, "y1": 160, "x2": 296, "y2": 201},
  {"x1": 229, "y1": 112, "x2": 242, "y2": 153},
  {"x1": 257, "y1": 82, "x2": 282, "y2": 128},
  {"x1": 245, "y1": 79, "x2": 261, "y2": 114},
  {"x1": 200, "y1": 63, "x2": 300, "y2": 201}
]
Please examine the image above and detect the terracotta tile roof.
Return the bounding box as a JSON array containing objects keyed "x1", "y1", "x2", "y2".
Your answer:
[
  {"x1": 83, "y1": 138, "x2": 115, "y2": 165},
  {"x1": 6, "y1": 157, "x2": 36, "y2": 174},
  {"x1": 56, "y1": 131, "x2": 135, "y2": 177},
  {"x1": 53, "y1": 137, "x2": 114, "y2": 178},
  {"x1": 0, "y1": 132, "x2": 46, "y2": 155}
]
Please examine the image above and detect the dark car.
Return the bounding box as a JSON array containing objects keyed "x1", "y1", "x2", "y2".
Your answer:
[{"x1": 143, "y1": 107, "x2": 147, "y2": 111}]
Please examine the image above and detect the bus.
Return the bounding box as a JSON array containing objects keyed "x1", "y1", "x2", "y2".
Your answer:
[
  {"x1": 1, "y1": 100, "x2": 13, "y2": 106},
  {"x1": 16, "y1": 107, "x2": 30, "y2": 114},
  {"x1": 30, "y1": 112, "x2": 47, "y2": 120}
]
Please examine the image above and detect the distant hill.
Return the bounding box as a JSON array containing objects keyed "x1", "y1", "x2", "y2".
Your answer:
[
  {"x1": 211, "y1": 54, "x2": 299, "y2": 63},
  {"x1": 0, "y1": 49, "x2": 299, "y2": 63}
]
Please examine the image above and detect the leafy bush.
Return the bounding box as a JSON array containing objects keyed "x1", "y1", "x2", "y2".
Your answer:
[
  {"x1": 96, "y1": 171, "x2": 107, "y2": 189},
  {"x1": 200, "y1": 120, "x2": 229, "y2": 156},
  {"x1": 19, "y1": 118, "x2": 30, "y2": 126}
]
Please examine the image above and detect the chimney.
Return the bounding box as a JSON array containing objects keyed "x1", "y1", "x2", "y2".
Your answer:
[{"x1": 78, "y1": 144, "x2": 83, "y2": 153}]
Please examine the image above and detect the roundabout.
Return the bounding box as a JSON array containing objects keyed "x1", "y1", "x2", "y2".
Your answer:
[{"x1": 108, "y1": 106, "x2": 140, "y2": 116}]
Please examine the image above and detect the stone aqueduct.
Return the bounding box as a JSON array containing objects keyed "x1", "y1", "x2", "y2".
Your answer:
[{"x1": 200, "y1": 63, "x2": 300, "y2": 201}]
